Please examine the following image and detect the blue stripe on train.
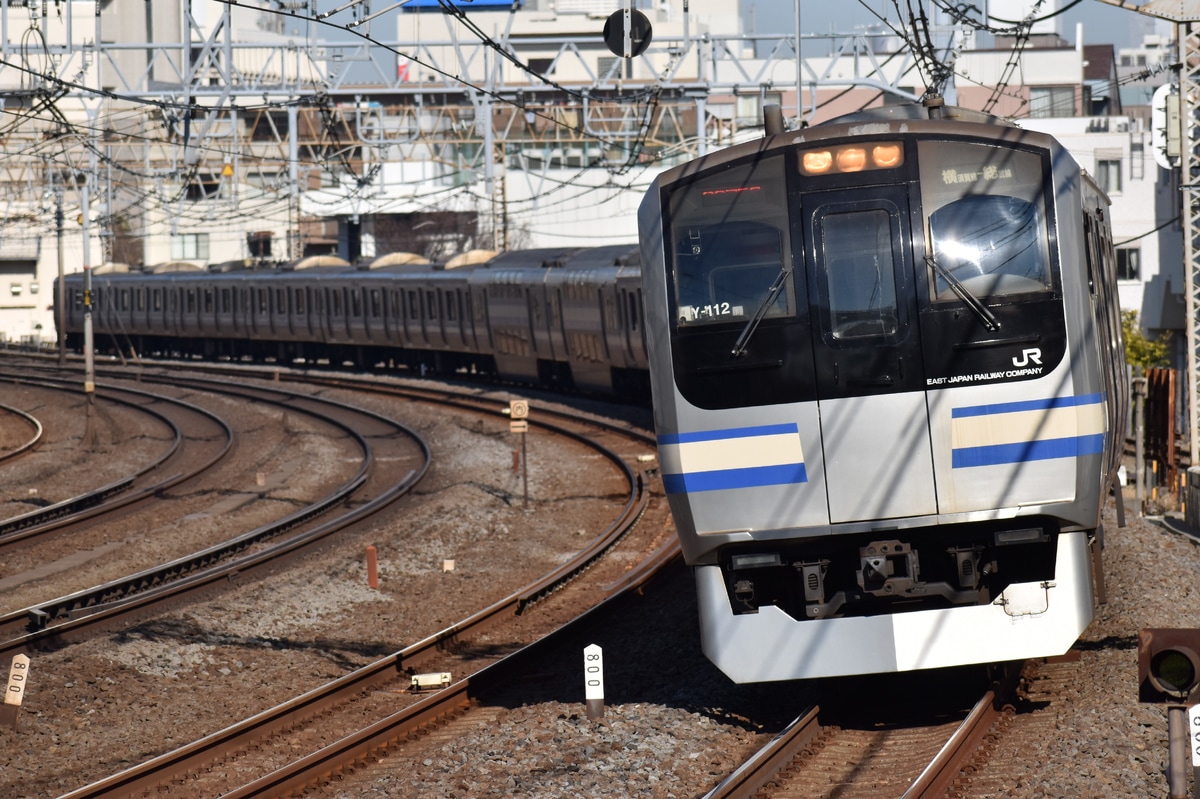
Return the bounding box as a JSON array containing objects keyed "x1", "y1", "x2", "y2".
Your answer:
[
  {"x1": 657, "y1": 422, "x2": 800, "y2": 446},
  {"x1": 951, "y1": 393, "x2": 1103, "y2": 419},
  {"x1": 662, "y1": 462, "x2": 808, "y2": 494},
  {"x1": 952, "y1": 433, "x2": 1105, "y2": 468}
]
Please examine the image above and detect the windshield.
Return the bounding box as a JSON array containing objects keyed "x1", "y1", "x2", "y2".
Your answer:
[
  {"x1": 664, "y1": 155, "x2": 794, "y2": 329},
  {"x1": 919, "y1": 141, "x2": 1054, "y2": 302}
]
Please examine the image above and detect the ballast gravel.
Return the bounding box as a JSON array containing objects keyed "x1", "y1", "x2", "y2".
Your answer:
[{"x1": 0, "y1": 368, "x2": 1196, "y2": 798}]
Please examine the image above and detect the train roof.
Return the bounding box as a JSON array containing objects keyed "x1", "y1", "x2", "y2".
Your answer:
[
  {"x1": 488, "y1": 245, "x2": 639, "y2": 271},
  {"x1": 822, "y1": 101, "x2": 1016, "y2": 129},
  {"x1": 647, "y1": 100, "x2": 1061, "y2": 192},
  {"x1": 61, "y1": 244, "x2": 644, "y2": 282}
]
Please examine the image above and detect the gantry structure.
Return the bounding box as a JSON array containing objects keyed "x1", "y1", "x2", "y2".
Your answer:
[{"x1": 0, "y1": 0, "x2": 926, "y2": 263}]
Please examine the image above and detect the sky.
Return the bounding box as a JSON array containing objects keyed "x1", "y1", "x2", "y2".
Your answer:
[{"x1": 744, "y1": 0, "x2": 1173, "y2": 52}]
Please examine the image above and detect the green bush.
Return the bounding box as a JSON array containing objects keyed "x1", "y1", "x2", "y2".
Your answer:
[{"x1": 1122, "y1": 310, "x2": 1170, "y2": 370}]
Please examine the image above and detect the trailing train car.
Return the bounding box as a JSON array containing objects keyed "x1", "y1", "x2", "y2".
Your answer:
[
  {"x1": 58, "y1": 246, "x2": 649, "y2": 398},
  {"x1": 637, "y1": 100, "x2": 1128, "y2": 682}
]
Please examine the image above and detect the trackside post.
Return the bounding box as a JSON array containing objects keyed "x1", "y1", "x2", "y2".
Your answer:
[
  {"x1": 2, "y1": 654, "x2": 30, "y2": 730},
  {"x1": 584, "y1": 644, "x2": 604, "y2": 719}
]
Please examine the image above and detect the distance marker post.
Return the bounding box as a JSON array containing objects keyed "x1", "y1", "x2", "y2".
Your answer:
[
  {"x1": 584, "y1": 644, "x2": 604, "y2": 719},
  {"x1": 2, "y1": 654, "x2": 30, "y2": 730}
]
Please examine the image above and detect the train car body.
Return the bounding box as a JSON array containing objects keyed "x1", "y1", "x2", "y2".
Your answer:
[
  {"x1": 637, "y1": 103, "x2": 1127, "y2": 682},
  {"x1": 58, "y1": 246, "x2": 648, "y2": 399}
]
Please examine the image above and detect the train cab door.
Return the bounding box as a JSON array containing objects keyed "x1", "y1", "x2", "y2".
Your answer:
[{"x1": 803, "y1": 186, "x2": 938, "y2": 523}]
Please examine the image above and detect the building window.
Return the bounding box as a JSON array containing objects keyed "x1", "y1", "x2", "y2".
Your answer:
[
  {"x1": 736, "y1": 92, "x2": 783, "y2": 125},
  {"x1": 185, "y1": 175, "x2": 222, "y2": 201},
  {"x1": 171, "y1": 233, "x2": 210, "y2": 261},
  {"x1": 1096, "y1": 159, "x2": 1123, "y2": 194},
  {"x1": 247, "y1": 231, "x2": 272, "y2": 258},
  {"x1": 1117, "y1": 248, "x2": 1141, "y2": 281},
  {"x1": 597, "y1": 56, "x2": 627, "y2": 79},
  {"x1": 1029, "y1": 87, "x2": 1076, "y2": 118}
]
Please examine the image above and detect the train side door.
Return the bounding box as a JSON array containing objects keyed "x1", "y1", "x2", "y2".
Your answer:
[{"x1": 803, "y1": 186, "x2": 937, "y2": 523}]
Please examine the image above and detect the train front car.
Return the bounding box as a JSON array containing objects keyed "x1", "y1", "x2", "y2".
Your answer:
[{"x1": 637, "y1": 104, "x2": 1126, "y2": 683}]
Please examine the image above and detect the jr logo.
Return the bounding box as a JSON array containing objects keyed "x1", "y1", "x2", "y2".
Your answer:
[{"x1": 1012, "y1": 348, "x2": 1043, "y2": 367}]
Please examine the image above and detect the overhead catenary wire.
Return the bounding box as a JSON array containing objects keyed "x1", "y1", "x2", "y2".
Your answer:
[{"x1": 0, "y1": 0, "x2": 1161, "y2": 250}]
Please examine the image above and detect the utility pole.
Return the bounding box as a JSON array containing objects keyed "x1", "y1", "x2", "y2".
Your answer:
[{"x1": 54, "y1": 175, "x2": 65, "y2": 367}]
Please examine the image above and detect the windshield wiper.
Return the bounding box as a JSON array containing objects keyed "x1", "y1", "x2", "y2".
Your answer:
[
  {"x1": 731, "y1": 264, "x2": 792, "y2": 358},
  {"x1": 925, "y1": 255, "x2": 1001, "y2": 332}
]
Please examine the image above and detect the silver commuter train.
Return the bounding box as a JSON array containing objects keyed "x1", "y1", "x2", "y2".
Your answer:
[
  {"x1": 59, "y1": 245, "x2": 650, "y2": 398},
  {"x1": 637, "y1": 101, "x2": 1128, "y2": 682},
  {"x1": 57, "y1": 101, "x2": 1128, "y2": 684}
]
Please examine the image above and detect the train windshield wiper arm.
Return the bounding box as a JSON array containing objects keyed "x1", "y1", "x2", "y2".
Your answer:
[
  {"x1": 924, "y1": 255, "x2": 1001, "y2": 332},
  {"x1": 731, "y1": 264, "x2": 792, "y2": 358}
]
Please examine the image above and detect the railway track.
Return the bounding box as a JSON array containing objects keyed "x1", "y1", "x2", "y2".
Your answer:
[
  {"x1": 699, "y1": 668, "x2": 1015, "y2": 799},
  {"x1": 0, "y1": 400, "x2": 42, "y2": 464},
  {"x1": 0, "y1": 374, "x2": 232, "y2": 546},
  {"x1": 0, "y1": 372, "x2": 429, "y2": 660},
  {"x1": 33, "y1": 372, "x2": 669, "y2": 797},
  {"x1": 58, "y1": 520, "x2": 672, "y2": 799}
]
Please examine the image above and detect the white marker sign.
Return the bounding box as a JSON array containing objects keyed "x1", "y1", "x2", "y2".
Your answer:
[
  {"x1": 4, "y1": 655, "x2": 29, "y2": 707},
  {"x1": 584, "y1": 644, "x2": 604, "y2": 719},
  {"x1": 1190, "y1": 703, "x2": 1200, "y2": 767}
]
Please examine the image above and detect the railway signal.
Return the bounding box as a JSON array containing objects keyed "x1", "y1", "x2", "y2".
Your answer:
[
  {"x1": 602, "y1": 2, "x2": 652, "y2": 59},
  {"x1": 1138, "y1": 628, "x2": 1200, "y2": 704},
  {"x1": 1137, "y1": 628, "x2": 1200, "y2": 798}
]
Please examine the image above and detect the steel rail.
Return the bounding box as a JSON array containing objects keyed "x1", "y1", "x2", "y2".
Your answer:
[
  {"x1": 699, "y1": 706, "x2": 824, "y2": 799},
  {"x1": 0, "y1": 376, "x2": 231, "y2": 543},
  {"x1": 0, "y1": 400, "x2": 41, "y2": 464},
  {"x1": 901, "y1": 690, "x2": 1002, "y2": 798}
]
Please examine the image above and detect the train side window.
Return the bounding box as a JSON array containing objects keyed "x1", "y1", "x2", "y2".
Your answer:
[
  {"x1": 276, "y1": 288, "x2": 287, "y2": 314},
  {"x1": 426, "y1": 290, "x2": 437, "y2": 320},
  {"x1": 135, "y1": 289, "x2": 145, "y2": 311},
  {"x1": 221, "y1": 288, "x2": 231, "y2": 313},
  {"x1": 294, "y1": 288, "x2": 305, "y2": 315},
  {"x1": 186, "y1": 289, "x2": 196, "y2": 314},
  {"x1": 369, "y1": 289, "x2": 381, "y2": 317},
  {"x1": 152, "y1": 289, "x2": 162, "y2": 312},
  {"x1": 818, "y1": 209, "x2": 899, "y2": 340},
  {"x1": 408, "y1": 291, "x2": 418, "y2": 320}
]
